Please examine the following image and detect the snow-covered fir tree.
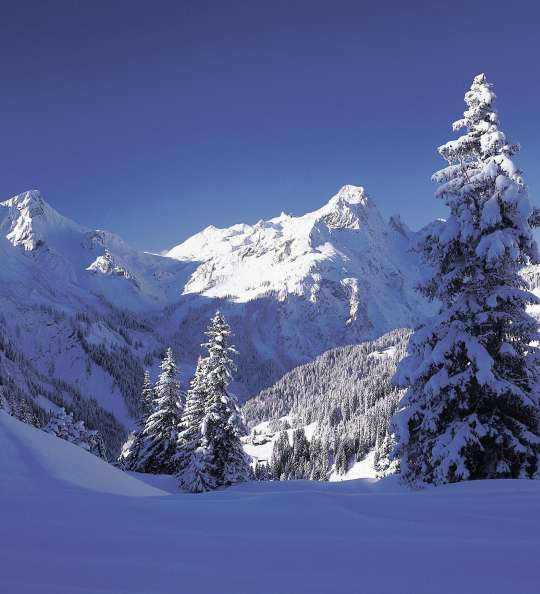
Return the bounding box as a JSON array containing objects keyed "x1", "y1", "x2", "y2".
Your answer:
[
  {"x1": 252, "y1": 460, "x2": 272, "y2": 481},
  {"x1": 118, "y1": 431, "x2": 139, "y2": 469},
  {"x1": 178, "y1": 445, "x2": 216, "y2": 493},
  {"x1": 199, "y1": 312, "x2": 250, "y2": 487},
  {"x1": 308, "y1": 439, "x2": 330, "y2": 481},
  {"x1": 140, "y1": 369, "x2": 154, "y2": 426},
  {"x1": 393, "y1": 74, "x2": 540, "y2": 486},
  {"x1": 271, "y1": 430, "x2": 293, "y2": 480},
  {"x1": 289, "y1": 428, "x2": 310, "y2": 479},
  {"x1": 177, "y1": 357, "x2": 216, "y2": 492},
  {"x1": 44, "y1": 407, "x2": 107, "y2": 459},
  {"x1": 118, "y1": 369, "x2": 156, "y2": 470},
  {"x1": 373, "y1": 432, "x2": 399, "y2": 478},
  {"x1": 136, "y1": 348, "x2": 184, "y2": 474}
]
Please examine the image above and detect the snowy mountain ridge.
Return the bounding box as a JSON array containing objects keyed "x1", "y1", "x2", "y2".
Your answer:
[
  {"x1": 0, "y1": 189, "x2": 194, "y2": 308},
  {"x1": 0, "y1": 184, "x2": 452, "y2": 454},
  {"x1": 166, "y1": 185, "x2": 421, "y2": 318}
]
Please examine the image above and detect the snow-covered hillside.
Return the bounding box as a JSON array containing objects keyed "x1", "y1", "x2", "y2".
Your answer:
[
  {"x1": 242, "y1": 329, "x2": 409, "y2": 479},
  {"x1": 0, "y1": 185, "x2": 430, "y2": 454},
  {"x1": 3, "y1": 411, "x2": 540, "y2": 594}
]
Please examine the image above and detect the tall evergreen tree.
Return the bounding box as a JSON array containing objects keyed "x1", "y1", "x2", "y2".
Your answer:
[
  {"x1": 137, "y1": 348, "x2": 184, "y2": 474},
  {"x1": 201, "y1": 312, "x2": 251, "y2": 486},
  {"x1": 309, "y1": 439, "x2": 330, "y2": 481},
  {"x1": 177, "y1": 357, "x2": 216, "y2": 492},
  {"x1": 393, "y1": 74, "x2": 540, "y2": 486},
  {"x1": 140, "y1": 370, "x2": 154, "y2": 426},
  {"x1": 271, "y1": 430, "x2": 292, "y2": 480},
  {"x1": 290, "y1": 428, "x2": 310, "y2": 479},
  {"x1": 373, "y1": 432, "x2": 399, "y2": 479},
  {"x1": 118, "y1": 369, "x2": 156, "y2": 470}
]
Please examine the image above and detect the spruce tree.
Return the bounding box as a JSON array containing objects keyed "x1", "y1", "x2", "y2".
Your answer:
[
  {"x1": 373, "y1": 432, "x2": 399, "y2": 479},
  {"x1": 137, "y1": 348, "x2": 184, "y2": 474},
  {"x1": 290, "y1": 428, "x2": 310, "y2": 479},
  {"x1": 118, "y1": 431, "x2": 139, "y2": 470},
  {"x1": 118, "y1": 369, "x2": 155, "y2": 470},
  {"x1": 253, "y1": 460, "x2": 272, "y2": 481},
  {"x1": 309, "y1": 439, "x2": 330, "y2": 481},
  {"x1": 140, "y1": 369, "x2": 154, "y2": 426},
  {"x1": 179, "y1": 446, "x2": 216, "y2": 493},
  {"x1": 271, "y1": 430, "x2": 292, "y2": 479},
  {"x1": 200, "y1": 312, "x2": 251, "y2": 486},
  {"x1": 177, "y1": 357, "x2": 216, "y2": 492},
  {"x1": 393, "y1": 74, "x2": 540, "y2": 486}
]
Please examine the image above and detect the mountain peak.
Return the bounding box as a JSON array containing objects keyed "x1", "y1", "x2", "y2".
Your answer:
[
  {"x1": 322, "y1": 185, "x2": 374, "y2": 217},
  {"x1": 329, "y1": 184, "x2": 370, "y2": 207},
  {"x1": 1, "y1": 189, "x2": 83, "y2": 251},
  {"x1": 5, "y1": 189, "x2": 46, "y2": 215},
  {"x1": 315, "y1": 185, "x2": 379, "y2": 233}
]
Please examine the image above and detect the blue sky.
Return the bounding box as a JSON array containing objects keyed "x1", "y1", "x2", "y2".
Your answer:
[{"x1": 2, "y1": 0, "x2": 539, "y2": 251}]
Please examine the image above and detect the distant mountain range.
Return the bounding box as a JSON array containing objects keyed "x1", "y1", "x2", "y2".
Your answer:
[{"x1": 3, "y1": 184, "x2": 536, "y2": 455}]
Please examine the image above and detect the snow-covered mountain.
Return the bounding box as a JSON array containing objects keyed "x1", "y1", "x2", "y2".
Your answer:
[
  {"x1": 167, "y1": 184, "x2": 425, "y2": 327},
  {"x1": 0, "y1": 190, "x2": 193, "y2": 307},
  {"x1": 164, "y1": 185, "x2": 430, "y2": 392},
  {"x1": 3, "y1": 185, "x2": 540, "y2": 456},
  {"x1": 0, "y1": 185, "x2": 430, "y2": 454}
]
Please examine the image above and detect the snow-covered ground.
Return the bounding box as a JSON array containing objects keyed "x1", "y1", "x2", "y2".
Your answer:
[
  {"x1": 328, "y1": 450, "x2": 377, "y2": 481},
  {"x1": 3, "y1": 411, "x2": 540, "y2": 594}
]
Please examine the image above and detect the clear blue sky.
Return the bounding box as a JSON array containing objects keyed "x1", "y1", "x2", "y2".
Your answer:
[{"x1": 2, "y1": 0, "x2": 539, "y2": 252}]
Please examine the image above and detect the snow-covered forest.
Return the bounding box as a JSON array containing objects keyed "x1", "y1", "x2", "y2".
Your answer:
[{"x1": 243, "y1": 328, "x2": 409, "y2": 479}]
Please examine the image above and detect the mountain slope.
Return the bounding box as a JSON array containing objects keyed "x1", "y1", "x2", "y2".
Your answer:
[
  {"x1": 242, "y1": 328, "x2": 409, "y2": 478},
  {"x1": 163, "y1": 185, "x2": 431, "y2": 401},
  {"x1": 1, "y1": 186, "x2": 539, "y2": 456},
  {"x1": 0, "y1": 191, "x2": 193, "y2": 453}
]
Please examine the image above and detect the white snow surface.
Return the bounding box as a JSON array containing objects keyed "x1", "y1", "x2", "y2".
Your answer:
[
  {"x1": 329, "y1": 450, "x2": 378, "y2": 481},
  {"x1": 2, "y1": 412, "x2": 540, "y2": 594},
  {"x1": 0, "y1": 412, "x2": 163, "y2": 496}
]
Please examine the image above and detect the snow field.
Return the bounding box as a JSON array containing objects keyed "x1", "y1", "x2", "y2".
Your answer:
[{"x1": 2, "y1": 413, "x2": 540, "y2": 594}]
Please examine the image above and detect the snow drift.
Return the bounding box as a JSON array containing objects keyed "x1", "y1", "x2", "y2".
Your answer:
[{"x1": 0, "y1": 411, "x2": 163, "y2": 496}]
